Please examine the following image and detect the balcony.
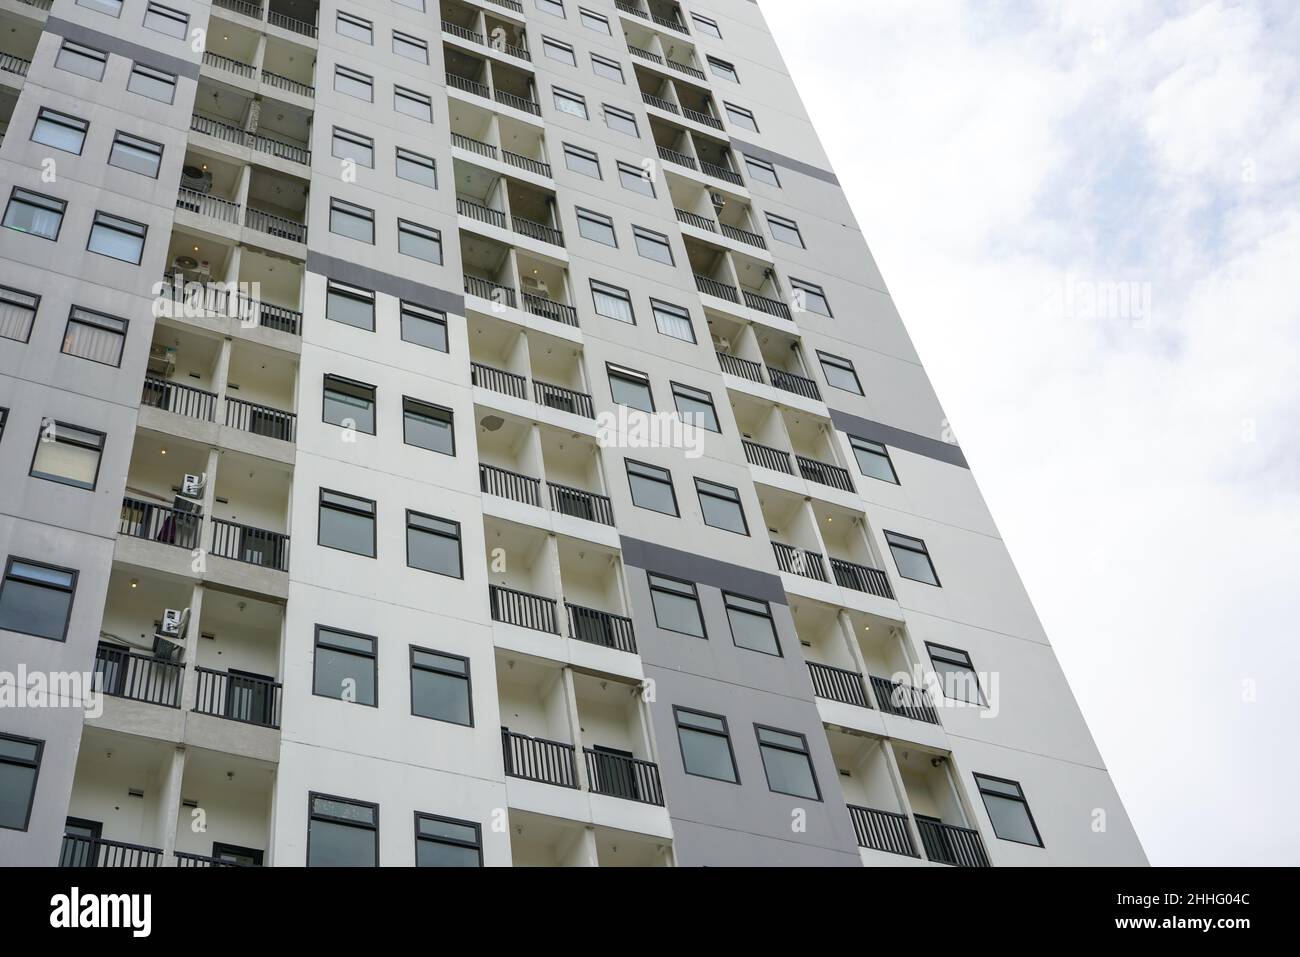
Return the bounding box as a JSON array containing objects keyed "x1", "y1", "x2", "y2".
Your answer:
[
  {"x1": 830, "y1": 558, "x2": 894, "y2": 599},
  {"x1": 190, "y1": 113, "x2": 311, "y2": 166},
  {"x1": 584, "y1": 748, "x2": 663, "y2": 805},
  {"x1": 442, "y1": 0, "x2": 531, "y2": 62},
  {"x1": 445, "y1": 46, "x2": 542, "y2": 117},
  {"x1": 61, "y1": 835, "x2": 161, "y2": 867},
  {"x1": 469, "y1": 317, "x2": 593, "y2": 419},
  {"x1": 717, "y1": 350, "x2": 764, "y2": 383},
  {"x1": 501, "y1": 727, "x2": 578, "y2": 787},
  {"x1": 161, "y1": 230, "x2": 305, "y2": 338},
  {"x1": 210, "y1": 517, "x2": 290, "y2": 572},
  {"x1": 773, "y1": 541, "x2": 828, "y2": 583},
  {"x1": 566, "y1": 603, "x2": 636, "y2": 654},
  {"x1": 742, "y1": 438, "x2": 793, "y2": 474},
  {"x1": 870, "y1": 676, "x2": 940, "y2": 725},
  {"x1": 194, "y1": 666, "x2": 282, "y2": 728},
  {"x1": 806, "y1": 660, "x2": 868, "y2": 708},
  {"x1": 94, "y1": 642, "x2": 183, "y2": 708},
  {"x1": 916, "y1": 818, "x2": 991, "y2": 867},
  {"x1": 796, "y1": 454, "x2": 853, "y2": 492},
  {"x1": 848, "y1": 805, "x2": 919, "y2": 858},
  {"x1": 769, "y1": 368, "x2": 822, "y2": 401},
  {"x1": 490, "y1": 583, "x2": 558, "y2": 633},
  {"x1": 211, "y1": 0, "x2": 319, "y2": 41}
]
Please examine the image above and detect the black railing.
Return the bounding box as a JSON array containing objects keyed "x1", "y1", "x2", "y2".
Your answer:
[
  {"x1": 210, "y1": 518, "x2": 290, "y2": 571},
  {"x1": 522, "y1": 292, "x2": 578, "y2": 327},
  {"x1": 666, "y1": 58, "x2": 706, "y2": 81},
  {"x1": 657, "y1": 144, "x2": 697, "y2": 170},
  {"x1": 142, "y1": 375, "x2": 217, "y2": 421},
  {"x1": 870, "y1": 676, "x2": 940, "y2": 725},
  {"x1": 533, "y1": 380, "x2": 594, "y2": 418},
  {"x1": 495, "y1": 89, "x2": 542, "y2": 115},
  {"x1": 246, "y1": 207, "x2": 306, "y2": 243},
  {"x1": 676, "y1": 208, "x2": 717, "y2": 232},
  {"x1": 742, "y1": 438, "x2": 793, "y2": 474},
  {"x1": 514, "y1": 216, "x2": 564, "y2": 247},
  {"x1": 484, "y1": 0, "x2": 523, "y2": 11},
  {"x1": 769, "y1": 368, "x2": 823, "y2": 401},
  {"x1": 479, "y1": 463, "x2": 541, "y2": 507},
  {"x1": 213, "y1": 0, "x2": 263, "y2": 17},
  {"x1": 457, "y1": 197, "x2": 507, "y2": 229},
  {"x1": 566, "y1": 603, "x2": 637, "y2": 654},
  {"x1": 643, "y1": 92, "x2": 678, "y2": 114},
  {"x1": 745, "y1": 290, "x2": 790, "y2": 318},
  {"x1": 796, "y1": 455, "x2": 854, "y2": 492},
  {"x1": 249, "y1": 129, "x2": 311, "y2": 165},
  {"x1": 176, "y1": 187, "x2": 241, "y2": 223},
  {"x1": 451, "y1": 132, "x2": 498, "y2": 159},
  {"x1": 489, "y1": 584, "x2": 559, "y2": 634},
  {"x1": 175, "y1": 851, "x2": 251, "y2": 867},
  {"x1": 194, "y1": 666, "x2": 282, "y2": 728},
  {"x1": 829, "y1": 558, "x2": 895, "y2": 600},
  {"x1": 696, "y1": 274, "x2": 740, "y2": 303},
  {"x1": 253, "y1": 302, "x2": 302, "y2": 335},
  {"x1": 502, "y1": 728, "x2": 578, "y2": 787},
  {"x1": 119, "y1": 497, "x2": 202, "y2": 550},
  {"x1": 267, "y1": 10, "x2": 316, "y2": 38},
  {"x1": 464, "y1": 275, "x2": 517, "y2": 308},
  {"x1": 549, "y1": 483, "x2": 615, "y2": 525},
  {"x1": 446, "y1": 72, "x2": 490, "y2": 98},
  {"x1": 652, "y1": 13, "x2": 689, "y2": 35},
  {"x1": 262, "y1": 70, "x2": 314, "y2": 98},
  {"x1": 225, "y1": 396, "x2": 295, "y2": 442},
  {"x1": 60, "y1": 835, "x2": 162, "y2": 868},
  {"x1": 683, "y1": 107, "x2": 724, "y2": 130},
  {"x1": 807, "y1": 661, "x2": 869, "y2": 708},
  {"x1": 700, "y1": 160, "x2": 743, "y2": 185},
  {"x1": 723, "y1": 224, "x2": 767, "y2": 249},
  {"x1": 441, "y1": 20, "x2": 485, "y2": 44},
  {"x1": 772, "y1": 542, "x2": 828, "y2": 582},
  {"x1": 0, "y1": 53, "x2": 31, "y2": 77},
  {"x1": 470, "y1": 361, "x2": 528, "y2": 399},
  {"x1": 94, "y1": 643, "x2": 183, "y2": 708},
  {"x1": 916, "y1": 818, "x2": 991, "y2": 867},
  {"x1": 716, "y1": 351, "x2": 764, "y2": 383},
  {"x1": 628, "y1": 45, "x2": 664, "y2": 65},
  {"x1": 615, "y1": 0, "x2": 646, "y2": 19},
  {"x1": 503, "y1": 149, "x2": 552, "y2": 178},
  {"x1": 202, "y1": 51, "x2": 255, "y2": 78},
  {"x1": 584, "y1": 749, "x2": 664, "y2": 805},
  {"x1": 849, "y1": 806, "x2": 919, "y2": 857}
]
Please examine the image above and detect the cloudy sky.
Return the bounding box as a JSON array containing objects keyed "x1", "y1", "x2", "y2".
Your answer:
[{"x1": 760, "y1": 0, "x2": 1300, "y2": 865}]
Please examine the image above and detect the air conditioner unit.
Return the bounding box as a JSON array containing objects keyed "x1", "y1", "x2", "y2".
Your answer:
[
  {"x1": 521, "y1": 275, "x2": 550, "y2": 297},
  {"x1": 180, "y1": 165, "x2": 213, "y2": 194},
  {"x1": 159, "y1": 607, "x2": 187, "y2": 638},
  {"x1": 171, "y1": 255, "x2": 211, "y2": 281},
  {"x1": 180, "y1": 473, "x2": 205, "y2": 498}
]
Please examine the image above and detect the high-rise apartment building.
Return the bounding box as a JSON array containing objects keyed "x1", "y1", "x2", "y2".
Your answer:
[{"x1": 0, "y1": 0, "x2": 1145, "y2": 867}]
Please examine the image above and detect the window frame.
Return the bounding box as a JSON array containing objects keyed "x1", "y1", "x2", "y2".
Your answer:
[
  {"x1": 552, "y1": 86, "x2": 589, "y2": 119},
  {"x1": 402, "y1": 397, "x2": 455, "y2": 456},
  {"x1": 974, "y1": 773, "x2": 1044, "y2": 847},
  {"x1": 394, "y1": 85, "x2": 433, "y2": 123},
  {"x1": 648, "y1": 572, "x2": 706, "y2": 639},
  {"x1": 849, "y1": 435, "x2": 899, "y2": 484},
  {"x1": 107, "y1": 131, "x2": 164, "y2": 178},
  {"x1": 127, "y1": 62, "x2": 178, "y2": 104},
  {"x1": 576, "y1": 207, "x2": 618, "y2": 247},
  {"x1": 312, "y1": 624, "x2": 379, "y2": 707},
  {"x1": 632, "y1": 226, "x2": 674, "y2": 265},
  {"x1": 29, "y1": 421, "x2": 106, "y2": 490},
  {"x1": 606, "y1": 362, "x2": 653, "y2": 412},
  {"x1": 334, "y1": 64, "x2": 375, "y2": 102},
  {"x1": 392, "y1": 29, "x2": 430, "y2": 64},
  {"x1": 397, "y1": 218, "x2": 443, "y2": 264},
  {"x1": 335, "y1": 10, "x2": 374, "y2": 44},
  {"x1": 692, "y1": 13, "x2": 722, "y2": 38},
  {"x1": 766, "y1": 212, "x2": 805, "y2": 248},
  {"x1": 0, "y1": 284, "x2": 40, "y2": 344},
  {"x1": 590, "y1": 279, "x2": 633, "y2": 323},
  {"x1": 695, "y1": 478, "x2": 749, "y2": 536},
  {"x1": 563, "y1": 143, "x2": 602, "y2": 179},
  {"x1": 578, "y1": 7, "x2": 609, "y2": 33},
  {"x1": 602, "y1": 103, "x2": 639, "y2": 137},
  {"x1": 317, "y1": 488, "x2": 378, "y2": 558},
  {"x1": 405, "y1": 511, "x2": 463, "y2": 579},
  {"x1": 3, "y1": 187, "x2": 66, "y2": 243},
  {"x1": 400, "y1": 300, "x2": 448, "y2": 352},
  {"x1": 0, "y1": 557, "x2": 78, "y2": 642},
  {"x1": 927, "y1": 642, "x2": 986, "y2": 706},
  {"x1": 535, "y1": 0, "x2": 565, "y2": 17},
  {"x1": 724, "y1": 591, "x2": 781, "y2": 657},
  {"x1": 743, "y1": 154, "x2": 781, "y2": 187},
  {"x1": 329, "y1": 197, "x2": 376, "y2": 244},
  {"x1": 650, "y1": 299, "x2": 694, "y2": 342},
  {"x1": 31, "y1": 108, "x2": 88, "y2": 156},
  {"x1": 754, "y1": 724, "x2": 821, "y2": 801},
  {"x1": 62, "y1": 306, "x2": 127, "y2": 367},
  {"x1": 395, "y1": 147, "x2": 438, "y2": 189},
  {"x1": 87, "y1": 211, "x2": 147, "y2": 264},
  {"x1": 326, "y1": 279, "x2": 376, "y2": 332},
  {"x1": 55, "y1": 40, "x2": 108, "y2": 81},
  {"x1": 617, "y1": 160, "x2": 655, "y2": 197},
  {"x1": 332, "y1": 127, "x2": 374, "y2": 168},
  {"x1": 306, "y1": 791, "x2": 379, "y2": 867},
  {"x1": 673, "y1": 706, "x2": 739, "y2": 784},
  {"x1": 816, "y1": 350, "x2": 865, "y2": 395},
  {"x1": 707, "y1": 56, "x2": 740, "y2": 83},
  {"x1": 724, "y1": 102, "x2": 759, "y2": 132},
  {"x1": 322, "y1": 374, "x2": 376, "y2": 435},
  {"x1": 0, "y1": 732, "x2": 44, "y2": 832},
  {"x1": 625, "y1": 459, "x2": 679, "y2": 517},
  {"x1": 542, "y1": 36, "x2": 577, "y2": 67},
  {"x1": 414, "y1": 812, "x2": 483, "y2": 867},
  {"x1": 143, "y1": 2, "x2": 189, "y2": 40},
  {"x1": 590, "y1": 53, "x2": 624, "y2": 83},
  {"x1": 884, "y1": 530, "x2": 941, "y2": 586},
  {"x1": 790, "y1": 278, "x2": 832, "y2": 317},
  {"x1": 409, "y1": 646, "x2": 473, "y2": 727},
  {"x1": 670, "y1": 382, "x2": 720, "y2": 433}
]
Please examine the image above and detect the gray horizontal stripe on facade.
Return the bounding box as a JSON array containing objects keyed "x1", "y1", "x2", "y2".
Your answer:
[
  {"x1": 620, "y1": 536, "x2": 788, "y2": 605},
  {"x1": 306, "y1": 252, "x2": 466, "y2": 315},
  {"x1": 731, "y1": 138, "x2": 840, "y2": 186},
  {"x1": 829, "y1": 407, "x2": 970, "y2": 469},
  {"x1": 45, "y1": 17, "x2": 200, "y2": 81}
]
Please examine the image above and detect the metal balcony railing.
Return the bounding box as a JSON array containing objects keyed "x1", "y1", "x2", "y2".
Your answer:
[
  {"x1": 441, "y1": 20, "x2": 485, "y2": 44},
  {"x1": 262, "y1": 70, "x2": 314, "y2": 98},
  {"x1": 210, "y1": 518, "x2": 290, "y2": 571},
  {"x1": 724, "y1": 224, "x2": 768, "y2": 249},
  {"x1": 683, "y1": 107, "x2": 724, "y2": 130},
  {"x1": 489, "y1": 585, "x2": 559, "y2": 634},
  {"x1": 628, "y1": 45, "x2": 664, "y2": 65},
  {"x1": 503, "y1": 149, "x2": 552, "y2": 178},
  {"x1": 533, "y1": 380, "x2": 594, "y2": 418},
  {"x1": 695, "y1": 274, "x2": 740, "y2": 303},
  {"x1": 189, "y1": 114, "x2": 311, "y2": 165},
  {"x1": 700, "y1": 160, "x2": 743, "y2": 186},
  {"x1": 94, "y1": 643, "x2": 183, "y2": 708},
  {"x1": 741, "y1": 438, "x2": 793, "y2": 474},
  {"x1": 745, "y1": 289, "x2": 791, "y2": 317},
  {"x1": 566, "y1": 603, "x2": 637, "y2": 654},
  {"x1": 521, "y1": 292, "x2": 578, "y2": 327},
  {"x1": 225, "y1": 396, "x2": 296, "y2": 442},
  {"x1": 772, "y1": 542, "x2": 828, "y2": 582},
  {"x1": 142, "y1": 374, "x2": 218, "y2": 421},
  {"x1": 548, "y1": 482, "x2": 614, "y2": 525},
  {"x1": 768, "y1": 367, "x2": 823, "y2": 401},
  {"x1": 194, "y1": 666, "x2": 282, "y2": 728},
  {"x1": 175, "y1": 851, "x2": 255, "y2": 867},
  {"x1": 652, "y1": 13, "x2": 689, "y2": 34},
  {"x1": 250, "y1": 301, "x2": 303, "y2": 336},
  {"x1": 870, "y1": 676, "x2": 940, "y2": 725},
  {"x1": 806, "y1": 661, "x2": 869, "y2": 708},
  {"x1": 796, "y1": 454, "x2": 854, "y2": 492},
  {"x1": 470, "y1": 361, "x2": 528, "y2": 399},
  {"x1": 267, "y1": 10, "x2": 316, "y2": 38},
  {"x1": 245, "y1": 207, "x2": 306, "y2": 243},
  {"x1": 676, "y1": 208, "x2": 717, "y2": 232},
  {"x1": 446, "y1": 73, "x2": 490, "y2": 98},
  {"x1": 0, "y1": 53, "x2": 31, "y2": 77},
  {"x1": 716, "y1": 351, "x2": 764, "y2": 383},
  {"x1": 584, "y1": 749, "x2": 665, "y2": 805},
  {"x1": 848, "y1": 806, "x2": 919, "y2": 857},
  {"x1": 916, "y1": 818, "x2": 991, "y2": 867},
  {"x1": 176, "y1": 188, "x2": 241, "y2": 224},
  {"x1": 643, "y1": 92, "x2": 679, "y2": 114},
  {"x1": 513, "y1": 216, "x2": 564, "y2": 247},
  {"x1": 666, "y1": 58, "x2": 706, "y2": 80},
  {"x1": 119, "y1": 497, "x2": 202, "y2": 550},
  {"x1": 479, "y1": 463, "x2": 542, "y2": 507},
  {"x1": 202, "y1": 51, "x2": 255, "y2": 79},
  {"x1": 495, "y1": 89, "x2": 542, "y2": 116},
  {"x1": 484, "y1": 0, "x2": 523, "y2": 12},
  {"x1": 457, "y1": 197, "x2": 508, "y2": 229},
  {"x1": 501, "y1": 728, "x2": 578, "y2": 787},
  {"x1": 451, "y1": 131, "x2": 498, "y2": 160},
  {"x1": 829, "y1": 558, "x2": 895, "y2": 600},
  {"x1": 212, "y1": 0, "x2": 263, "y2": 17},
  {"x1": 657, "y1": 144, "x2": 697, "y2": 170},
  {"x1": 464, "y1": 275, "x2": 517, "y2": 308},
  {"x1": 61, "y1": 835, "x2": 162, "y2": 868}
]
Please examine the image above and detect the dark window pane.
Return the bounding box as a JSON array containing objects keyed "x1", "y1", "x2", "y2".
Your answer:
[{"x1": 308, "y1": 818, "x2": 376, "y2": 866}]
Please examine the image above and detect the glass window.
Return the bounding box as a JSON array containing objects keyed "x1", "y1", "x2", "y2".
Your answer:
[
  {"x1": 107, "y1": 132, "x2": 163, "y2": 177},
  {"x1": 790, "y1": 278, "x2": 832, "y2": 317},
  {"x1": 675, "y1": 708, "x2": 737, "y2": 782},
  {"x1": 332, "y1": 128, "x2": 374, "y2": 167},
  {"x1": 313, "y1": 627, "x2": 377, "y2": 705},
  {"x1": 407, "y1": 512, "x2": 462, "y2": 578},
  {"x1": 766, "y1": 213, "x2": 805, "y2": 248},
  {"x1": 648, "y1": 574, "x2": 704, "y2": 638},
  {"x1": 671, "y1": 383, "x2": 719, "y2": 432},
  {"x1": 318, "y1": 489, "x2": 377, "y2": 557},
  {"x1": 0, "y1": 285, "x2": 39, "y2": 343},
  {"x1": 725, "y1": 103, "x2": 758, "y2": 132},
  {"x1": 885, "y1": 531, "x2": 940, "y2": 586},
  {"x1": 0, "y1": 559, "x2": 77, "y2": 642},
  {"x1": 336, "y1": 12, "x2": 373, "y2": 44},
  {"x1": 144, "y1": 3, "x2": 188, "y2": 39},
  {"x1": 553, "y1": 87, "x2": 588, "y2": 119},
  {"x1": 927, "y1": 643, "x2": 985, "y2": 705},
  {"x1": 55, "y1": 41, "x2": 108, "y2": 81},
  {"x1": 563, "y1": 144, "x2": 601, "y2": 179},
  {"x1": 744, "y1": 154, "x2": 780, "y2": 187},
  {"x1": 400, "y1": 301, "x2": 448, "y2": 352},
  {"x1": 579, "y1": 8, "x2": 610, "y2": 33},
  {"x1": 396, "y1": 148, "x2": 437, "y2": 188},
  {"x1": 326, "y1": 280, "x2": 375, "y2": 331},
  {"x1": 817, "y1": 351, "x2": 864, "y2": 394},
  {"x1": 415, "y1": 814, "x2": 481, "y2": 867},
  {"x1": 323, "y1": 375, "x2": 375, "y2": 434},
  {"x1": 329, "y1": 198, "x2": 375, "y2": 243},
  {"x1": 576, "y1": 208, "x2": 617, "y2": 246},
  {"x1": 31, "y1": 109, "x2": 87, "y2": 155},
  {"x1": 603, "y1": 104, "x2": 638, "y2": 137},
  {"x1": 617, "y1": 161, "x2": 654, "y2": 196},
  {"x1": 725, "y1": 593, "x2": 779, "y2": 656},
  {"x1": 696, "y1": 479, "x2": 748, "y2": 535},
  {"x1": 543, "y1": 37, "x2": 576, "y2": 66},
  {"x1": 975, "y1": 775, "x2": 1043, "y2": 846},
  {"x1": 77, "y1": 0, "x2": 122, "y2": 16},
  {"x1": 590, "y1": 280, "x2": 633, "y2": 323},
  {"x1": 633, "y1": 227, "x2": 673, "y2": 265},
  {"x1": 536, "y1": 0, "x2": 565, "y2": 16},
  {"x1": 30, "y1": 422, "x2": 104, "y2": 490},
  {"x1": 394, "y1": 86, "x2": 433, "y2": 122},
  {"x1": 403, "y1": 398, "x2": 454, "y2": 455},
  {"x1": 87, "y1": 212, "x2": 147, "y2": 264},
  {"x1": 850, "y1": 436, "x2": 898, "y2": 484},
  {"x1": 626, "y1": 460, "x2": 677, "y2": 516},
  {"x1": 756, "y1": 726, "x2": 819, "y2": 799},
  {"x1": 591, "y1": 54, "x2": 623, "y2": 83},
  {"x1": 692, "y1": 13, "x2": 722, "y2": 38},
  {"x1": 334, "y1": 65, "x2": 374, "y2": 101},
  {"x1": 0, "y1": 733, "x2": 43, "y2": 831},
  {"x1": 398, "y1": 220, "x2": 442, "y2": 263},
  {"x1": 308, "y1": 794, "x2": 378, "y2": 866},
  {"x1": 608, "y1": 364, "x2": 653, "y2": 412},
  {"x1": 410, "y1": 648, "x2": 471, "y2": 726},
  {"x1": 127, "y1": 63, "x2": 177, "y2": 103},
  {"x1": 651, "y1": 299, "x2": 694, "y2": 342},
  {"x1": 62, "y1": 306, "x2": 126, "y2": 366},
  {"x1": 3, "y1": 189, "x2": 66, "y2": 242},
  {"x1": 392, "y1": 30, "x2": 429, "y2": 63},
  {"x1": 708, "y1": 56, "x2": 739, "y2": 82}
]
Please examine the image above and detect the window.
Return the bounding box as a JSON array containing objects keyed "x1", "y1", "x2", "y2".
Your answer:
[
  {"x1": 87, "y1": 212, "x2": 147, "y2": 264},
  {"x1": 563, "y1": 144, "x2": 601, "y2": 179},
  {"x1": 603, "y1": 104, "x2": 638, "y2": 137},
  {"x1": 393, "y1": 0, "x2": 423, "y2": 9},
  {"x1": 0, "y1": 559, "x2": 77, "y2": 642},
  {"x1": 543, "y1": 37, "x2": 576, "y2": 66},
  {"x1": 398, "y1": 220, "x2": 442, "y2": 263},
  {"x1": 396, "y1": 148, "x2": 437, "y2": 188},
  {"x1": 766, "y1": 213, "x2": 805, "y2": 248},
  {"x1": 535, "y1": 0, "x2": 565, "y2": 16},
  {"x1": 725, "y1": 103, "x2": 759, "y2": 132},
  {"x1": 626, "y1": 460, "x2": 678, "y2": 516},
  {"x1": 400, "y1": 301, "x2": 448, "y2": 352},
  {"x1": 127, "y1": 63, "x2": 177, "y2": 103},
  {"x1": 56, "y1": 41, "x2": 108, "y2": 81},
  {"x1": 334, "y1": 65, "x2": 374, "y2": 101},
  {"x1": 62, "y1": 306, "x2": 127, "y2": 366},
  {"x1": 617, "y1": 161, "x2": 654, "y2": 196},
  {"x1": 817, "y1": 350, "x2": 864, "y2": 394},
  {"x1": 313, "y1": 626, "x2": 377, "y2": 705},
  {"x1": 3, "y1": 188, "x2": 65, "y2": 242},
  {"x1": 394, "y1": 86, "x2": 433, "y2": 122},
  {"x1": 708, "y1": 56, "x2": 739, "y2": 83},
  {"x1": 579, "y1": 7, "x2": 609, "y2": 33},
  {"x1": 0, "y1": 285, "x2": 39, "y2": 343},
  {"x1": 651, "y1": 300, "x2": 694, "y2": 342},
  {"x1": 29, "y1": 422, "x2": 104, "y2": 490},
  {"x1": 671, "y1": 383, "x2": 720, "y2": 432},
  {"x1": 744, "y1": 154, "x2": 780, "y2": 187},
  {"x1": 790, "y1": 278, "x2": 832, "y2": 317},
  {"x1": 323, "y1": 375, "x2": 375, "y2": 434},
  {"x1": 307, "y1": 794, "x2": 378, "y2": 866},
  {"x1": 144, "y1": 3, "x2": 188, "y2": 38},
  {"x1": 590, "y1": 280, "x2": 633, "y2": 323},
  {"x1": 329, "y1": 198, "x2": 375, "y2": 243},
  {"x1": 410, "y1": 648, "x2": 472, "y2": 726},
  {"x1": 756, "y1": 726, "x2": 819, "y2": 799},
  {"x1": 392, "y1": 30, "x2": 429, "y2": 63},
  {"x1": 927, "y1": 643, "x2": 985, "y2": 705},
  {"x1": 108, "y1": 132, "x2": 163, "y2": 177},
  {"x1": 692, "y1": 13, "x2": 722, "y2": 38},
  {"x1": 415, "y1": 814, "x2": 481, "y2": 867},
  {"x1": 332, "y1": 128, "x2": 374, "y2": 167},
  {"x1": 31, "y1": 109, "x2": 87, "y2": 155},
  {"x1": 633, "y1": 227, "x2": 674, "y2": 265},
  {"x1": 0, "y1": 733, "x2": 43, "y2": 831},
  {"x1": 725, "y1": 593, "x2": 779, "y2": 655},
  {"x1": 696, "y1": 479, "x2": 748, "y2": 535},
  {"x1": 674, "y1": 708, "x2": 737, "y2": 782},
  {"x1": 591, "y1": 54, "x2": 624, "y2": 83},
  {"x1": 576, "y1": 208, "x2": 617, "y2": 246},
  {"x1": 607, "y1": 364, "x2": 653, "y2": 412},
  {"x1": 403, "y1": 398, "x2": 454, "y2": 455},
  {"x1": 326, "y1": 280, "x2": 375, "y2": 331},
  {"x1": 649, "y1": 574, "x2": 704, "y2": 638},
  {"x1": 406, "y1": 512, "x2": 462, "y2": 578},
  {"x1": 850, "y1": 436, "x2": 898, "y2": 484},
  {"x1": 78, "y1": 0, "x2": 122, "y2": 16},
  {"x1": 885, "y1": 531, "x2": 940, "y2": 586},
  {"x1": 975, "y1": 775, "x2": 1043, "y2": 846},
  {"x1": 552, "y1": 87, "x2": 588, "y2": 119},
  {"x1": 336, "y1": 12, "x2": 373, "y2": 44},
  {"x1": 318, "y1": 489, "x2": 377, "y2": 557}
]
